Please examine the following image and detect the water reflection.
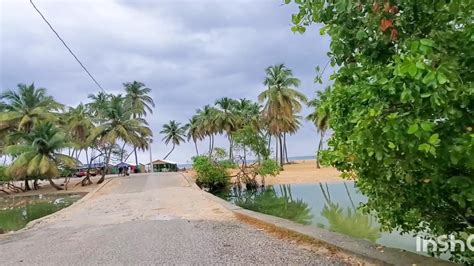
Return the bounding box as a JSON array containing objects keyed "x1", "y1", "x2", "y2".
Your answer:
[
  {"x1": 0, "y1": 193, "x2": 84, "y2": 233},
  {"x1": 318, "y1": 183, "x2": 381, "y2": 242},
  {"x1": 228, "y1": 185, "x2": 313, "y2": 225},
  {"x1": 217, "y1": 182, "x2": 418, "y2": 255}
]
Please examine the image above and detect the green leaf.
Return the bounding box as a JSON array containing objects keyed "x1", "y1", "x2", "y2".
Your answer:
[
  {"x1": 420, "y1": 122, "x2": 433, "y2": 131},
  {"x1": 422, "y1": 72, "x2": 436, "y2": 84},
  {"x1": 415, "y1": 61, "x2": 425, "y2": 69},
  {"x1": 408, "y1": 63, "x2": 418, "y2": 77},
  {"x1": 284, "y1": 0, "x2": 291, "y2": 4},
  {"x1": 420, "y1": 92, "x2": 431, "y2": 98},
  {"x1": 388, "y1": 142, "x2": 396, "y2": 149},
  {"x1": 420, "y1": 39, "x2": 434, "y2": 47},
  {"x1": 437, "y1": 72, "x2": 448, "y2": 84},
  {"x1": 428, "y1": 134, "x2": 440, "y2": 145},
  {"x1": 408, "y1": 124, "x2": 419, "y2": 134},
  {"x1": 418, "y1": 143, "x2": 431, "y2": 152},
  {"x1": 356, "y1": 29, "x2": 367, "y2": 40}
]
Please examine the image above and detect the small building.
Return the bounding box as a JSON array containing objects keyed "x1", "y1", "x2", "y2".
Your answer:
[{"x1": 151, "y1": 159, "x2": 178, "y2": 172}]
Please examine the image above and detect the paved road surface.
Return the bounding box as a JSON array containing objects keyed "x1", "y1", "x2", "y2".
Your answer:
[{"x1": 0, "y1": 173, "x2": 345, "y2": 265}]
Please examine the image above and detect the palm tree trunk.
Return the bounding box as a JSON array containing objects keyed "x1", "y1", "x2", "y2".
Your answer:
[
  {"x1": 316, "y1": 130, "x2": 325, "y2": 169},
  {"x1": 275, "y1": 134, "x2": 278, "y2": 162},
  {"x1": 97, "y1": 147, "x2": 112, "y2": 184},
  {"x1": 163, "y1": 144, "x2": 175, "y2": 160},
  {"x1": 133, "y1": 147, "x2": 139, "y2": 173},
  {"x1": 228, "y1": 135, "x2": 233, "y2": 161},
  {"x1": 208, "y1": 135, "x2": 212, "y2": 157},
  {"x1": 211, "y1": 135, "x2": 215, "y2": 152},
  {"x1": 48, "y1": 178, "x2": 63, "y2": 190},
  {"x1": 194, "y1": 140, "x2": 199, "y2": 156},
  {"x1": 278, "y1": 133, "x2": 284, "y2": 167},
  {"x1": 24, "y1": 177, "x2": 31, "y2": 191},
  {"x1": 283, "y1": 133, "x2": 289, "y2": 164},
  {"x1": 120, "y1": 142, "x2": 126, "y2": 162}
]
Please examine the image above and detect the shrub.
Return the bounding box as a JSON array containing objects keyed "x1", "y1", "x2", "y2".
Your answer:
[{"x1": 193, "y1": 156, "x2": 230, "y2": 192}]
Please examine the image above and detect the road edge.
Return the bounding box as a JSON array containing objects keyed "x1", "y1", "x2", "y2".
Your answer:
[{"x1": 180, "y1": 172, "x2": 452, "y2": 266}]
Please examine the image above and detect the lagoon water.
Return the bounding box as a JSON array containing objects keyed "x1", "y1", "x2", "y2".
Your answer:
[
  {"x1": 219, "y1": 182, "x2": 423, "y2": 256},
  {"x1": 0, "y1": 193, "x2": 85, "y2": 233}
]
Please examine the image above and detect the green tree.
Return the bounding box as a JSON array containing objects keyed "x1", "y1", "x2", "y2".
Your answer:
[
  {"x1": 90, "y1": 95, "x2": 152, "y2": 183},
  {"x1": 288, "y1": 0, "x2": 473, "y2": 262},
  {"x1": 160, "y1": 120, "x2": 186, "y2": 160},
  {"x1": 0, "y1": 83, "x2": 61, "y2": 133},
  {"x1": 5, "y1": 122, "x2": 77, "y2": 190},
  {"x1": 185, "y1": 117, "x2": 202, "y2": 156},
  {"x1": 124, "y1": 81, "x2": 155, "y2": 170},
  {"x1": 195, "y1": 105, "x2": 219, "y2": 155},
  {"x1": 214, "y1": 97, "x2": 238, "y2": 160},
  {"x1": 63, "y1": 103, "x2": 93, "y2": 158},
  {"x1": 259, "y1": 64, "x2": 307, "y2": 166},
  {"x1": 306, "y1": 87, "x2": 331, "y2": 168}
]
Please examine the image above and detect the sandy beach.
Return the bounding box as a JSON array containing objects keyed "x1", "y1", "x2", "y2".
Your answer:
[{"x1": 183, "y1": 159, "x2": 344, "y2": 185}]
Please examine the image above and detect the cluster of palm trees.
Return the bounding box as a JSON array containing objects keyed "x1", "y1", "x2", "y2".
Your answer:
[
  {"x1": 159, "y1": 64, "x2": 311, "y2": 167},
  {"x1": 0, "y1": 81, "x2": 154, "y2": 191}
]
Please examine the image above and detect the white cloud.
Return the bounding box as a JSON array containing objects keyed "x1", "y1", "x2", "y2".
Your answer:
[{"x1": 1, "y1": 0, "x2": 332, "y2": 163}]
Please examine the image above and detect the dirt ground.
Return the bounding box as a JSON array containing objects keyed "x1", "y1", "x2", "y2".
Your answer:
[{"x1": 183, "y1": 159, "x2": 344, "y2": 185}]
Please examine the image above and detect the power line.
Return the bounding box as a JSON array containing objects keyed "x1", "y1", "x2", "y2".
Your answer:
[{"x1": 29, "y1": 0, "x2": 105, "y2": 91}]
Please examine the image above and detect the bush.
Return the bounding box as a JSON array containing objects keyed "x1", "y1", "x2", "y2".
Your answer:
[
  {"x1": 218, "y1": 159, "x2": 237, "y2": 169},
  {"x1": 193, "y1": 156, "x2": 230, "y2": 192}
]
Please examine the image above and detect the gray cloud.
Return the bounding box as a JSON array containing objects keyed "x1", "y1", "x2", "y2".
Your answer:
[{"x1": 1, "y1": 0, "x2": 332, "y2": 164}]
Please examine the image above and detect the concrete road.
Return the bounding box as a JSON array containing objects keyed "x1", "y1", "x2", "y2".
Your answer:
[{"x1": 0, "y1": 173, "x2": 345, "y2": 265}]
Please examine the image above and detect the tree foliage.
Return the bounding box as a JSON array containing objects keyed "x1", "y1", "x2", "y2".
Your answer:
[
  {"x1": 287, "y1": 0, "x2": 473, "y2": 262},
  {"x1": 193, "y1": 155, "x2": 230, "y2": 192}
]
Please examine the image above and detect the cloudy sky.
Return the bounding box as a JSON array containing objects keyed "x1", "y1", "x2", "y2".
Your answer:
[{"x1": 0, "y1": 0, "x2": 331, "y2": 164}]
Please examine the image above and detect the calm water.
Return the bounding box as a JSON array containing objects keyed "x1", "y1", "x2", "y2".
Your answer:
[
  {"x1": 0, "y1": 193, "x2": 85, "y2": 233},
  {"x1": 218, "y1": 182, "x2": 423, "y2": 256}
]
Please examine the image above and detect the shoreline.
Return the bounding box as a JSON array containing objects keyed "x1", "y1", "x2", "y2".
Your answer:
[{"x1": 183, "y1": 159, "x2": 345, "y2": 186}]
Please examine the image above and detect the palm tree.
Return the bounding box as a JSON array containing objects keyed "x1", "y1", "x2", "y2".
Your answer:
[
  {"x1": 185, "y1": 117, "x2": 202, "y2": 156},
  {"x1": 160, "y1": 120, "x2": 186, "y2": 160},
  {"x1": 215, "y1": 97, "x2": 238, "y2": 160},
  {"x1": 306, "y1": 87, "x2": 331, "y2": 168},
  {"x1": 258, "y1": 64, "x2": 307, "y2": 166},
  {"x1": 89, "y1": 95, "x2": 152, "y2": 183},
  {"x1": 5, "y1": 122, "x2": 77, "y2": 190},
  {"x1": 86, "y1": 91, "x2": 110, "y2": 119},
  {"x1": 63, "y1": 103, "x2": 93, "y2": 159},
  {"x1": 0, "y1": 83, "x2": 62, "y2": 133},
  {"x1": 124, "y1": 81, "x2": 155, "y2": 170},
  {"x1": 195, "y1": 105, "x2": 219, "y2": 155}
]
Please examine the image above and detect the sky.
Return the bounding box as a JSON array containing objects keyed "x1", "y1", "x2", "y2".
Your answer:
[{"x1": 0, "y1": 0, "x2": 332, "y2": 165}]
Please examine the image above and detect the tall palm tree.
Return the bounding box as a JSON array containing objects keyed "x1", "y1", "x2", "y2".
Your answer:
[
  {"x1": 86, "y1": 91, "x2": 110, "y2": 119},
  {"x1": 215, "y1": 97, "x2": 238, "y2": 160},
  {"x1": 89, "y1": 95, "x2": 152, "y2": 183},
  {"x1": 306, "y1": 87, "x2": 331, "y2": 168},
  {"x1": 5, "y1": 122, "x2": 77, "y2": 190},
  {"x1": 0, "y1": 83, "x2": 62, "y2": 133},
  {"x1": 63, "y1": 103, "x2": 93, "y2": 157},
  {"x1": 185, "y1": 117, "x2": 202, "y2": 156},
  {"x1": 258, "y1": 64, "x2": 307, "y2": 166},
  {"x1": 195, "y1": 105, "x2": 219, "y2": 155},
  {"x1": 160, "y1": 120, "x2": 186, "y2": 160},
  {"x1": 124, "y1": 81, "x2": 155, "y2": 170}
]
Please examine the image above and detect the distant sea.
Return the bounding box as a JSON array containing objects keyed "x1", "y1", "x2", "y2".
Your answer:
[{"x1": 177, "y1": 155, "x2": 315, "y2": 169}]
